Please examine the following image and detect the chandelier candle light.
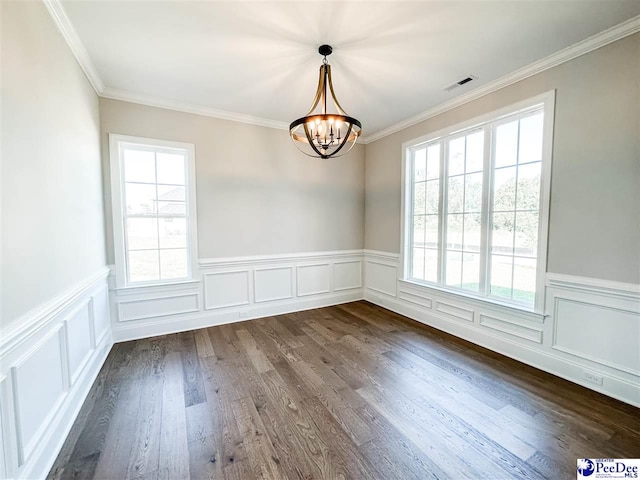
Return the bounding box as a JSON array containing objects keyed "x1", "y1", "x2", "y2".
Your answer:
[{"x1": 289, "y1": 45, "x2": 362, "y2": 159}]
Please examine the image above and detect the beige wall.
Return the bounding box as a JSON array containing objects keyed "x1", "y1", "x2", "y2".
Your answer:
[
  {"x1": 365, "y1": 33, "x2": 640, "y2": 284},
  {"x1": 99, "y1": 99, "x2": 365, "y2": 261},
  {"x1": 1, "y1": 1, "x2": 107, "y2": 327}
]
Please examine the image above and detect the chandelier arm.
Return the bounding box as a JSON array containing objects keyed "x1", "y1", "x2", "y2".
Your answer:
[
  {"x1": 303, "y1": 122, "x2": 328, "y2": 158},
  {"x1": 326, "y1": 65, "x2": 348, "y2": 116},
  {"x1": 305, "y1": 65, "x2": 326, "y2": 116},
  {"x1": 327, "y1": 123, "x2": 354, "y2": 157}
]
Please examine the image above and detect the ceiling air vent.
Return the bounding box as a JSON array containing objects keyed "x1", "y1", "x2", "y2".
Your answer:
[{"x1": 443, "y1": 75, "x2": 477, "y2": 92}]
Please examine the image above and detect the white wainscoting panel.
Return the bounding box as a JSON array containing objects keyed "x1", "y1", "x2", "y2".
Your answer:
[
  {"x1": 333, "y1": 261, "x2": 362, "y2": 291},
  {"x1": 479, "y1": 314, "x2": 543, "y2": 344},
  {"x1": 0, "y1": 268, "x2": 112, "y2": 480},
  {"x1": 204, "y1": 270, "x2": 250, "y2": 310},
  {"x1": 117, "y1": 293, "x2": 200, "y2": 322},
  {"x1": 64, "y1": 302, "x2": 94, "y2": 386},
  {"x1": 254, "y1": 267, "x2": 294, "y2": 303},
  {"x1": 92, "y1": 286, "x2": 110, "y2": 345},
  {"x1": 11, "y1": 326, "x2": 67, "y2": 466},
  {"x1": 551, "y1": 291, "x2": 640, "y2": 376},
  {"x1": 365, "y1": 260, "x2": 397, "y2": 297},
  {"x1": 435, "y1": 301, "x2": 474, "y2": 323},
  {"x1": 0, "y1": 375, "x2": 14, "y2": 480},
  {"x1": 364, "y1": 251, "x2": 640, "y2": 407},
  {"x1": 297, "y1": 264, "x2": 331, "y2": 297}
]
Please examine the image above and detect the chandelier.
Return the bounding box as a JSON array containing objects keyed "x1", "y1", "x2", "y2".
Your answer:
[{"x1": 289, "y1": 45, "x2": 362, "y2": 159}]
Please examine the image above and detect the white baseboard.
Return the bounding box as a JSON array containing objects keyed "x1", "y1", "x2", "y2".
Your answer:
[{"x1": 0, "y1": 270, "x2": 112, "y2": 480}]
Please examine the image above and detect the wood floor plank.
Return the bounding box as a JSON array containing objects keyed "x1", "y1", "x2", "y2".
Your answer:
[
  {"x1": 50, "y1": 301, "x2": 640, "y2": 480},
  {"x1": 223, "y1": 460, "x2": 255, "y2": 480},
  {"x1": 235, "y1": 328, "x2": 275, "y2": 374},
  {"x1": 246, "y1": 321, "x2": 301, "y2": 364},
  {"x1": 124, "y1": 372, "x2": 163, "y2": 479},
  {"x1": 257, "y1": 370, "x2": 325, "y2": 479},
  {"x1": 301, "y1": 396, "x2": 380, "y2": 479},
  {"x1": 90, "y1": 380, "x2": 142, "y2": 479},
  {"x1": 275, "y1": 313, "x2": 307, "y2": 337},
  {"x1": 287, "y1": 359, "x2": 374, "y2": 446},
  {"x1": 185, "y1": 400, "x2": 226, "y2": 479},
  {"x1": 200, "y1": 356, "x2": 250, "y2": 468},
  {"x1": 158, "y1": 353, "x2": 190, "y2": 480},
  {"x1": 266, "y1": 317, "x2": 305, "y2": 348},
  {"x1": 356, "y1": 402, "x2": 449, "y2": 480},
  {"x1": 194, "y1": 329, "x2": 216, "y2": 358},
  {"x1": 231, "y1": 396, "x2": 288, "y2": 480},
  {"x1": 178, "y1": 332, "x2": 207, "y2": 407}
]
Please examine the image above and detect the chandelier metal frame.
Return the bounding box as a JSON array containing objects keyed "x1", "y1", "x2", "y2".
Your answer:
[{"x1": 289, "y1": 45, "x2": 362, "y2": 159}]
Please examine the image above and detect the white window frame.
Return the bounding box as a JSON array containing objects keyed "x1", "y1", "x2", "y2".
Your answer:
[
  {"x1": 109, "y1": 134, "x2": 199, "y2": 289},
  {"x1": 400, "y1": 90, "x2": 555, "y2": 313}
]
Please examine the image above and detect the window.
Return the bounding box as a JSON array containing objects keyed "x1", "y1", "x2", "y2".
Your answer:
[
  {"x1": 110, "y1": 135, "x2": 198, "y2": 287},
  {"x1": 403, "y1": 92, "x2": 554, "y2": 311}
]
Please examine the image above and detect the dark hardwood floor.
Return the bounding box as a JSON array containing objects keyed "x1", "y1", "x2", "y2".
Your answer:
[{"x1": 49, "y1": 301, "x2": 639, "y2": 480}]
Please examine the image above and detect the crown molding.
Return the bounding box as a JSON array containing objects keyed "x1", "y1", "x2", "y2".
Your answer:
[
  {"x1": 43, "y1": 0, "x2": 638, "y2": 141},
  {"x1": 359, "y1": 15, "x2": 640, "y2": 144},
  {"x1": 42, "y1": 0, "x2": 104, "y2": 94},
  {"x1": 101, "y1": 87, "x2": 290, "y2": 130}
]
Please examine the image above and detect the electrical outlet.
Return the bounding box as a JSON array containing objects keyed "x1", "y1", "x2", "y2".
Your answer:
[
  {"x1": 583, "y1": 371, "x2": 603, "y2": 385},
  {"x1": 238, "y1": 311, "x2": 249, "y2": 319}
]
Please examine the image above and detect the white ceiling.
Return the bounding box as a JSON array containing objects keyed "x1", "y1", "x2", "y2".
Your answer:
[{"x1": 60, "y1": 0, "x2": 639, "y2": 138}]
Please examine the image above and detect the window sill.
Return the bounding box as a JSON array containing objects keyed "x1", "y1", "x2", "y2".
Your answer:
[
  {"x1": 113, "y1": 279, "x2": 200, "y2": 296},
  {"x1": 398, "y1": 279, "x2": 546, "y2": 321}
]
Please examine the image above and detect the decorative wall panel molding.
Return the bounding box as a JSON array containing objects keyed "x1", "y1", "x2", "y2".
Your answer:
[
  {"x1": 254, "y1": 267, "x2": 294, "y2": 303},
  {"x1": 479, "y1": 314, "x2": 543, "y2": 344},
  {"x1": 296, "y1": 264, "x2": 331, "y2": 297},
  {"x1": 11, "y1": 326, "x2": 67, "y2": 466},
  {"x1": 0, "y1": 269, "x2": 112, "y2": 480},
  {"x1": 116, "y1": 292, "x2": 200, "y2": 322},
  {"x1": 435, "y1": 301, "x2": 474, "y2": 323},
  {"x1": 204, "y1": 270, "x2": 251, "y2": 310},
  {"x1": 63, "y1": 301, "x2": 94, "y2": 385},
  {"x1": 0, "y1": 375, "x2": 15, "y2": 480},
  {"x1": 333, "y1": 261, "x2": 362, "y2": 292},
  {"x1": 92, "y1": 285, "x2": 110, "y2": 346},
  {"x1": 398, "y1": 287, "x2": 433, "y2": 309},
  {"x1": 111, "y1": 250, "x2": 365, "y2": 342},
  {"x1": 548, "y1": 280, "x2": 640, "y2": 379},
  {"x1": 364, "y1": 260, "x2": 398, "y2": 297}
]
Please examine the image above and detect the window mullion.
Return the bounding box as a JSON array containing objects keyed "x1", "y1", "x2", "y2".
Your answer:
[
  {"x1": 509, "y1": 121, "x2": 522, "y2": 300},
  {"x1": 479, "y1": 126, "x2": 492, "y2": 297},
  {"x1": 184, "y1": 153, "x2": 192, "y2": 279},
  {"x1": 409, "y1": 150, "x2": 416, "y2": 279},
  {"x1": 438, "y1": 139, "x2": 448, "y2": 287},
  {"x1": 154, "y1": 152, "x2": 162, "y2": 280},
  {"x1": 120, "y1": 146, "x2": 132, "y2": 285}
]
